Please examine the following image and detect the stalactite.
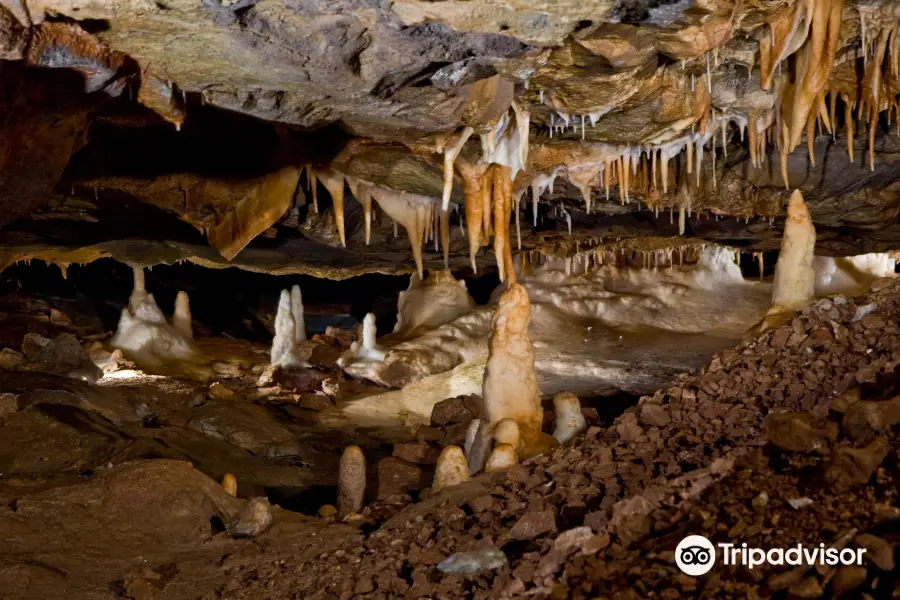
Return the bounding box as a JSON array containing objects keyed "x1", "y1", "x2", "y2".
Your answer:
[
  {"x1": 440, "y1": 208, "x2": 450, "y2": 270},
  {"x1": 515, "y1": 190, "x2": 523, "y2": 251},
  {"x1": 492, "y1": 165, "x2": 515, "y2": 284},
  {"x1": 368, "y1": 187, "x2": 433, "y2": 278},
  {"x1": 788, "y1": 0, "x2": 844, "y2": 152},
  {"x1": 481, "y1": 169, "x2": 493, "y2": 241},
  {"x1": 317, "y1": 169, "x2": 346, "y2": 247},
  {"x1": 441, "y1": 127, "x2": 474, "y2": 211},
  {"x1": 456, "y1": 159, "x2": 487, "y2": 272}
]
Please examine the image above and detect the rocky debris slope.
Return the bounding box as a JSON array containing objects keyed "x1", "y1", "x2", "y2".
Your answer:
[{"x1": 211, "y1": 278, "x2": 900, "y2": 599}]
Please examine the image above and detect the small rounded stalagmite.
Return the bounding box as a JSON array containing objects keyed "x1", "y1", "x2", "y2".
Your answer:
[
  {"x1": 433, "y1": 445, "x2": 470, "y2": 492},
  {"x1": 221, "y1": 473, "x2": 237, "y2": 497},
  {"x1": 552, "y1": 391, "x2": 587, "y2": 444},
  {"x1": 337, "y1": 445, "x2": 366, "y2": 518},
  {"x1": 485, "y1": 443, "x2": 517, "y2": 472}
]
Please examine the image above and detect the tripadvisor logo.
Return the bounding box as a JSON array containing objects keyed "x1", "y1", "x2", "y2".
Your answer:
[
  {"x1": 676, "y1": 535, "x2": 716, "y2": 576},
  {"x1": 675, "y1": 535, "x2": 868, "y2": 576}
]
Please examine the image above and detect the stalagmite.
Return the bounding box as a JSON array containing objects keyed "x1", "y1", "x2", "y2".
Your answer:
[
  {"x1": 337, "y1": 446, "x2": 366, "y2": 518},
  {"x1": 485, "y1": 444, "x2": 517, "y2": 472},
  {"x1": 482, "y1": 284, "x2": 542, "y2": 450},
  {"x1": 493, "y1": 418, "x2": 520, "y2": 450},
  {"x1": 442, "y1": 127, "x2": 473, "y2": 211},
  {"x1": 433, "y1": 445, "x2": 470, "y2": 492},
  {"x1": 221, "y1": 473, "x2": 237, "y2": 497},
  {"x1": 771, "y1": 190, "x2": 816, "y2": 311},
  {"x1": 111, "y1": 268, "x2": 198, "y2": 370},
  {"x1": 172, "y1": 291, "x2": 193, "y2": 341},
  {"x1": 129, "y1": 266, "x2": 148, "y2": 314},
  {"x1": 290, "y1": 285, "x2": 306, "y2": 342},
  {"x1": 353, "y1": 313, "x2": 385, "y2": 362},
  {"x1": 270, "y1": 289, "x2": 304, "y2": 367},
  {"x1": 552, "y1": 391, "x2": 587, "y2": 444},
  {"x1": 317, "y1": 169, "x2": 347, "y2": 247},
  {"x1": 392, "y1": 270, "x2": 474, "y2": 339}
]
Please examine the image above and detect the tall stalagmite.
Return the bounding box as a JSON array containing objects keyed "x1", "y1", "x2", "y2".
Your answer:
[
  {"x1": 482, "y1": 283, "x2": 542, "y2": 449},
  {"x1": 772, "y1": 190, "x2": 817, "y2": 311}
]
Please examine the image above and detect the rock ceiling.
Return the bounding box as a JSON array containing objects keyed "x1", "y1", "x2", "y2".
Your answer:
[{"x1": 3, "y1": 0, "x2": 900, "y2": 278}]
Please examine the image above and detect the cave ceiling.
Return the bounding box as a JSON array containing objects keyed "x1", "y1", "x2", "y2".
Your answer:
[{"x1": 2, "y1": 0, "x2": 900, "y2": 278}]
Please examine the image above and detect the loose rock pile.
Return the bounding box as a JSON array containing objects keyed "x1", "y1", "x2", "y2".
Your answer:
[{"x1": 217, "y1": 278, "x2": 900, "y2": 599}]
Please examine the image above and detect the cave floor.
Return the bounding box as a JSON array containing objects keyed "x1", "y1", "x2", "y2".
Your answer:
[{"x1": 2, "y1": 278, "x2": 900, "y2": 599}]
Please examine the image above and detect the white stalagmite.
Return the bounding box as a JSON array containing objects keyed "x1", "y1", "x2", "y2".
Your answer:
[
  {"x1": 482, "y1": 283, "x2": 543, "y2": 450},
  {"x1": 814, "y1": 253, "x2": 898, "y2": 296},
  {"x1": 493, "y1": 418, "x2": 520, "y2": 450},
  {"x1": 271, "y1": 289, "x2": 301, "y2": 366},
  {"x1": 337, "y1": 446, "x2": 366, "y2": 518},
  {"x1": 433, "y1": 445, "x2": 470, "y2": 491},
  {"x1": 350, "y1": 313, "x2": 386, "y2": 362},
  {"x1": 552, "y1": 391, "x2": 587, "y2": 444},
  {"x1": 111, "y1": 267, "x2": 197, "y2": 369},
  {"x1": 393, "y1": 271, "x2": 474, "y2": 339},
  {"x1": 485, "y1": 443, "x2": 517, "y2": 472},
  {"x1": 128, "y1": 266, "x2": 148, "y2": 314},
  {"x1": 771, "y1": 190, "x2": 816, "y2": 310},
  {"x1": 290, "y1": 285, "x2": 306, "y2": 342},
  {"x1": 172, "y1": 291, "x2": 193, "y2": 341}
]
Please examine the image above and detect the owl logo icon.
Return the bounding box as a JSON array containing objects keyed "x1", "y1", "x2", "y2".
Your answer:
[{"x1": 675, "y1": 535, "x2": 716, "y2": 576}]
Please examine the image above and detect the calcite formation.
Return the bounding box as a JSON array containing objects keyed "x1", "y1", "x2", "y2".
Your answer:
[
  {"x1": 337, "y1": 446, "x2": 366, "y2": 518},
  {"x1": 433, "y1": 445, "x2": 470, "y2": 492},
  {"x1": 771, "y1": 190, "x2": 817, "y2": 312},
  {"x1": 110, "y1": 267, "x2": 197, "y2": 369},
  {"x1": 482, "y1": 283, "x2": 543, "y2": 449},
  {"x1": 552, "y1": 391, "x2": 587, "y2": 444},
  {"x1": 270, "y1": 286, "x2": 309, "y2": 368}
]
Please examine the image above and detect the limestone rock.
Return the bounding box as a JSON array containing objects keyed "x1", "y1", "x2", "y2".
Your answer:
[{"x1": 227, "y1": 497, "x2": 273, "y2": 538}]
